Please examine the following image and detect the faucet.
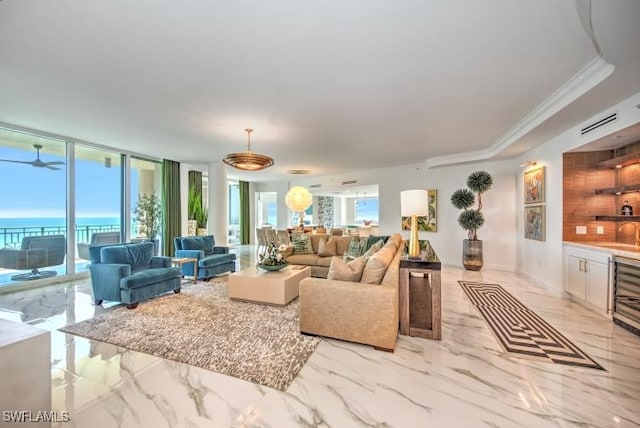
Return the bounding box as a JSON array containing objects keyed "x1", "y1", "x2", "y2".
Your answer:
[{"x1": 618, "y1": 222, "x2": 640, "y2": 247}]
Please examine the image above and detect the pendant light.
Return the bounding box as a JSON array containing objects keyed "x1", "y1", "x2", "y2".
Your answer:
[{"x1": 223, "y1": 128, "x2": 274, "y2": 171}]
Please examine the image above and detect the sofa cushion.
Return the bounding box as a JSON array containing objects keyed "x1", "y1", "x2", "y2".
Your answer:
[
  {"x1": 287, "y1": 254, "x2": 320, "y2": 265},
  {"x1": 334, "y1": 236, "x2": 353, "y2": 256},
  {"x1": 343, "y1": 238, "x2": 367, "y2": 262},
  {"x1": 318, "y1": 237, "x2": 337, "y2": 257},
  {"x1": 101, "y1": 242, "x2": 154, "y2": 271},
  {"x1": 120, "y1": 267, "x2": 179, "y2": 289},
  {"x1": 316, "y1": 256, "x2": 333, "y2": 267},
  {"x1": 361, "y1": 245, "x2": 396, "y2": 284},
  {"x1": 292, "y1": 233, "x2": 313, "y2": 254},
  {"x1": 327, "y1": 256, "x2": 366, "y2": 282},
  {"x1": 199, "y1": 253, "x2": 236, "y2": 268},
  {"x1": 181, "y1": 236, "x2": 215, "y2": 255}
]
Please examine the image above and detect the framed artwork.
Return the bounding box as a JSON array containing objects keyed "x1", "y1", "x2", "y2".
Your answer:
[
  {"x1": 402, "y1": 189, "x2": 437, "y2": 232},
  {"x1": 525, "y1": 205, "x2": 545, "y2": 241},
  {"x1": 524, "y1": 166, "x2": 545, "y2": 204}
]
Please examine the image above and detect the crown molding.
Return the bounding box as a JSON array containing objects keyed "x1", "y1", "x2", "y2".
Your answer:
[{"x1": 425, "y1": 55, "x2": 614, "y2": 169}]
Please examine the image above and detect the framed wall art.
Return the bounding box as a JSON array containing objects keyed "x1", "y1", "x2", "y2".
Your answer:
[
  {"x1": 524, "y1": 166, "x2": 545, "y2": 204},
  {"x1": 524, "y1": 205, "x2": 545, "y2": 241},
  {"x1": 401, "y1": 189, "x2": 437, "y2": 232}
]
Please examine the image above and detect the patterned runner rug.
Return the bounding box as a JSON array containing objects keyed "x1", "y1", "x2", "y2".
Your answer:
[
  {"x1": 60, "y1": 279, "x2": 320, "y2": 390},
  {"x1": 459, "y1": 281, "x2": 604, "y2": 370}
]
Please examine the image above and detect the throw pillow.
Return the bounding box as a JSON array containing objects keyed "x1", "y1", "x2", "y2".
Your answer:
[
  {"x1": 365, "y1": 235, "x2": 390, "y2": 251},
  {"x1": 291, "y1": 233, "x2": 313, "y2": 254},
  {"x1": 343, "y1": 238, "x2": 368, "y2": 262},
  {"x1": 327, "y1": 256, "x2": 366, "y2": 282},
  {"x1": 362, "y1": 239, "x2": 384, "y2": 258},
  {"x1": 318, "y1": 237, "x2": 337, "y2": 257},
  {"x1": 361, "y1": 246, "x2": 395, "y2": 284}
]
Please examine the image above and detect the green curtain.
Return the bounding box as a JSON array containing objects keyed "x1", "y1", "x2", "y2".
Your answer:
[
  {"x1": 239, "y1": 180, "x2": 250, "y2": 245},
  {"x1": 162, "y1": 159, "x2": 181, "y2": 257}
]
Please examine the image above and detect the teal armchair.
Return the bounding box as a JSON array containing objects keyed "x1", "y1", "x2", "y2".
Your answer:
[
  {"x1": 174, "y1": 235, "x2": 235, "y2": 280},
  {"x1": 89, "y1": 241, "x2": 181, "y2": 309}
]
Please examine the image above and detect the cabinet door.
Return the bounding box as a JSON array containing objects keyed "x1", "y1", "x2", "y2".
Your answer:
[
  {"x1": 585, "y1": 259, "x2": 610, "y2": 312},
  {"x1": 566, "y1": 255, "x2": 586, "y2": 298}
]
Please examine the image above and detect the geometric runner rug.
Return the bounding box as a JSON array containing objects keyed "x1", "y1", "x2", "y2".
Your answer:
[
  {"x1": 59, "y1": 279, "x2": 321, "y2": 390},
  {"x1": 459, "y1": 281, "x2": 604, "y2": 370}
]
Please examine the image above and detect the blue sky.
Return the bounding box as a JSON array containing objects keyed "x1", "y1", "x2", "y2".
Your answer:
[{"x1": 0, "y1": 145, "x2": 136, "y2": 218}]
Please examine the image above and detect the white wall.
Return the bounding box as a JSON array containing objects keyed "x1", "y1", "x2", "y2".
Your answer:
[{"x1": 516, "y1": 91, "x2": 640, "y2": 293}]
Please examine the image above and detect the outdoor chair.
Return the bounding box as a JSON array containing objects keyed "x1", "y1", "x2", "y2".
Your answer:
[
  {"x1": 78, "y1": 231, "x2": 121, "y2": 261},
  {"x1": 0, "y1": 234, "x2": 66, "y2": 281}
]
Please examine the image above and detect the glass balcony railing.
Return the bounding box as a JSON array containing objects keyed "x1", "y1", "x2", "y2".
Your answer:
[{"x1": 0, "y1": 224, "x2": 120, "y2": 249}]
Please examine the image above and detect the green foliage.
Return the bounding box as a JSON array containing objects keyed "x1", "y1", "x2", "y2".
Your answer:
[
  {"x1": 450, "y1": 170, "x2": 493, "y2": 240},
  {"x1": 134, "y1": 193, "x2": 162, "y2": 239},
  {"x1": 188, "y1": 186, "x2": 202, "y2": 221},
  {"x1": 450, "y1": 189, "x2": 475, "y2": 209},
  {"x1": 196, "y1": 206, "x2": 208, "y2": 229},
  {"x1": 467, "y1": 171, "x2": 493, "y2": 193},
  {"x1": 458, "y1": 209, "x2": 484, "y2": 231}
]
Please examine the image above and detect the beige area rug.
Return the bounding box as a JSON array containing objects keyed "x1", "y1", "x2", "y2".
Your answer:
[{"x1": 60, "y1": 279, "x2": 320, "y2": 391}]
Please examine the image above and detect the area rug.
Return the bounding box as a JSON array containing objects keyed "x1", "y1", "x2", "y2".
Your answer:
[
  {"x1": 459, "y1": 281, "x2": 604, "y2": 370},
  {"x1": 59, "y1": 279, "x2": 320, "y2": 390}
]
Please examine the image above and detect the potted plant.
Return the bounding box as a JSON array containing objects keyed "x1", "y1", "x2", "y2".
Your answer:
[
  {"x1": 450, "y1": 171, "x2": 493, "y2": 271},
  {"x1": 133, "y1": 193, "x2": 162, "y2": 254},
  {"x1": 187, "y1": 186, "x2": 201, "y2": 236},
  {"x1": 195, "y1": 205, "x2": 208, "y2": 236}
]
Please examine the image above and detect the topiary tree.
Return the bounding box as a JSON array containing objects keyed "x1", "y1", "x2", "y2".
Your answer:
[{"x1": 451, "y1": 171, "x2": 493, "y2": 240}]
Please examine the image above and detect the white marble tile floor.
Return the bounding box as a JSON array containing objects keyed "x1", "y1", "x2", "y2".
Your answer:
[{"x1": 0, "y1": 247, "x2": 638, "y2": 427}]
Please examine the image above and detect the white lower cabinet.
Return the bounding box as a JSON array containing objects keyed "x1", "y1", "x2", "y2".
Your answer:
[{"x1": 564, "y1": 246, "x2": 611, "y2": 314}]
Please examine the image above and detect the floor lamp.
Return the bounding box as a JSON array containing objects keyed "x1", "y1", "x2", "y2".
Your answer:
[{"x1": 401, "y1": 189, "x2": 429, "y2": 258}]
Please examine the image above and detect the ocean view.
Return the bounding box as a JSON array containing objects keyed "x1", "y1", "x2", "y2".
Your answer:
[
  {"x1": 0, "y1": 217, "x2": 120, "y2": 228},
  {"x1": 0, "y1": 217, "x2": 121, "y2": 248}
]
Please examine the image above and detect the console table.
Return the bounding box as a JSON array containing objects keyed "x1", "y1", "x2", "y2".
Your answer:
[{"x1": 399, "y1": 240, "x2": 442, "y2": 340}]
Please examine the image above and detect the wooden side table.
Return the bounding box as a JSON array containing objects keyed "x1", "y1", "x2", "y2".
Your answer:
[
  {"x1": 171, "y1": 257, "x2": 198, "y2": 284},
  {"x1": 399, "y1": 240, "x2": 442, "y2": 340}
]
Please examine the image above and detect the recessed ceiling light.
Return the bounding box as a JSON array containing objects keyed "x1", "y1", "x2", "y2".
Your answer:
[
  {"x1": 616, "y1": 164, "x2": 623, "y2": 168},
  {"x1": 286, "y1": 169, "x2": 311, "y2": 175}
]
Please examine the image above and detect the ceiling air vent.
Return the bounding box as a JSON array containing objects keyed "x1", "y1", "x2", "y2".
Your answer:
[
  {"x1": 341, "y1": 180, "x2": 357, "y2": 185},
  {"x1": 581, "y1": 112, "x2": 617, "y2": 135},
  {"x1": 309, "y1": 184, "x2": 322, "y2": 188}
]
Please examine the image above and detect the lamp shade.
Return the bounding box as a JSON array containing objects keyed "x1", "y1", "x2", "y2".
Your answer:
[
  {"x1": 285, "y1": 186, "x2": 313, "y2": 212},
  {"x1": 401, "y1": 189, "x2": 429, "y2": 216}
]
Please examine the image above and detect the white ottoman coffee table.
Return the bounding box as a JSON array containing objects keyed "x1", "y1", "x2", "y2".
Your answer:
[{"x1": 228, "y1": 265, "x2": 311, "y2": 306}]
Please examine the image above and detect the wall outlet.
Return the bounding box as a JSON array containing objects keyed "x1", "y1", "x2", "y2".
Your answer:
[
  {"x1": 596, "y1": 226, "x2": 604, "y2": 235},
  {"x1": 576, "y1": 226, "x2": 587, "y2": 235}
]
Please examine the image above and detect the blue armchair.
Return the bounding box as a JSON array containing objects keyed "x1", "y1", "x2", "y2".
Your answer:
[
  {"x1": 174, "y1": 235, "x2": 236, "y2": 280},
  {"x1": 89, "y1": 241, "x2": 181, "y2": 309},
  {"x1": 0, "y1": 234, "x2": 66, "y2": 281}
]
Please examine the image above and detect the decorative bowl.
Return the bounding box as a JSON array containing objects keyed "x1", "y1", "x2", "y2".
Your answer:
[{"x1": 257, "y1": 263, "x2": 288, "y2": 272}]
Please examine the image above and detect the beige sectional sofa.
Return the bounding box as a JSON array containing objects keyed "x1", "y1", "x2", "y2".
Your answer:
[
  {"x1": 286, "y1": 234, "x2": 353, "y2": 278},
  {"x1": 298, "y1": 234, "x2": 405, "y2": 352}
]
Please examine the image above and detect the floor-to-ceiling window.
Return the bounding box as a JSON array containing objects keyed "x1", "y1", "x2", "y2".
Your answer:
[
  {"x1": 0, "y1": 128, "x2": 67, "y2": 284},
  {"x1": 130, "y1": 157, "x2": 162, "y2": 252},
  {"x1": 228, "y1": 182, "x2": 240, "y2": 245},
  {"x1": 256, "y1": 192, "x2": 277, "y2": 227},
  {"x1": 75, "y1": 145, "x2": 123, "y2": 272}
]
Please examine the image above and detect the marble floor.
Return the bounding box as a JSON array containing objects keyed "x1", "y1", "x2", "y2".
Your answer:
[{"x1": 1, "y1": 246, "x2": 639, "y2": 427}]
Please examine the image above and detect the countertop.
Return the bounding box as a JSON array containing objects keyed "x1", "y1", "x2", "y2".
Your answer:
[{"x1": 564, "y1": 241, "x2": 640, "y2": 260}]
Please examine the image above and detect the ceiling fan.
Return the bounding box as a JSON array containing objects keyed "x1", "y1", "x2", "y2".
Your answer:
[{"x1": 0, "y1": 144, "x2": 65, "y2": 170}]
